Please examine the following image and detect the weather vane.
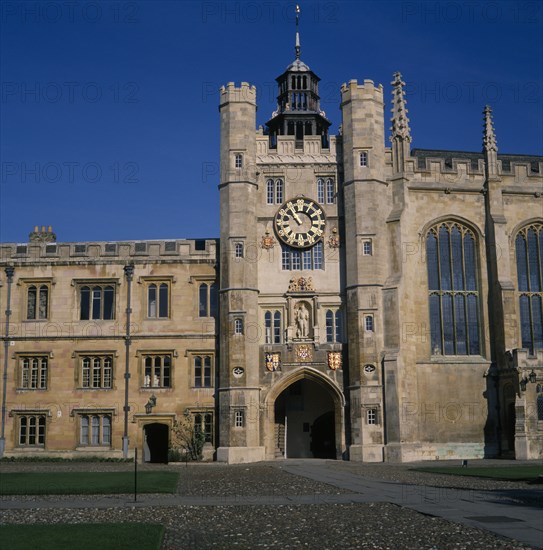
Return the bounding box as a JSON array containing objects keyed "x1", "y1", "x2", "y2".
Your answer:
[{"x1": 295, "y1": 5, "x2": 301, "y2": 59}]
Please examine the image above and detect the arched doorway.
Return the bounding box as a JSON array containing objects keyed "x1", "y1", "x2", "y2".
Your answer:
[
  {"x1": 143, "y1": 423, "x2": 169, "y2": 463},
  {"x1": 273, "y1": 376, "x2": 338, "y2": 459}
]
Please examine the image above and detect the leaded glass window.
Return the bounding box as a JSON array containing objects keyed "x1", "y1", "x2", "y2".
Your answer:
[
  {"x1": 282, "y1": 243, "x2": 323, "y2": 270},
  {"x1": 81, "y1": 356, "x2": 113, "y2": 388},
  {"x1": 143, "y1": 354, "x2": 171, "y2": 388},
  {"x1": 317, "y1": 178, "x2": 325, "y2": 203},
  {"x1": 148, "y1": 282, "x2": 169, "y2": 318},
  {"x1": 80, "y1": 285, "x2": 115, "y2": 320},
  {"x1": 326, "y1": 178, "x2": 335, "y2": 204},
  {"x1": 20, "y1": 356, "x2": 48, "y2": 389},
  {"x1": 515, "y1": 224, "x2": 543, "y2": 354},
  {"x1": 426, "y1": 222, "x2": 480, "y2": 355},
  {"x1": 266, "y1": 178, "x2": 284, "y2": 204},
  {"x1": 199, "y1": 283, "x2": 218, "y2": 317},
  {"x1": 194, "y1": 355, "x2": 212, "y2": 388},
  {"x1": 27, "y1": 285, "x2": 49, "y2": 320},
  {"x1": 80, "y1": 414, "x2": 111, "y2": 446},
  {"x1": 18, "y1": 415, "x2": 46, "y2": 446}
]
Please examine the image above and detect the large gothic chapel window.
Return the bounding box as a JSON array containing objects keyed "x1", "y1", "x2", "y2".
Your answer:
[
  {"x1": 515, "y1": 223, "x2": 543, "y2": 354},
  {"x1": 426, "y1": 222, "x2": 480, "y2": 355}
]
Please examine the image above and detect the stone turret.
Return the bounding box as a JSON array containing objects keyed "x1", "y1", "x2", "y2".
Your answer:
[
  {"x1": 217, "y1": 81, "x2": 264, "y2": 463},
  {"x1": 340, "y1": 78, "x2": 387, "y2": 462}
]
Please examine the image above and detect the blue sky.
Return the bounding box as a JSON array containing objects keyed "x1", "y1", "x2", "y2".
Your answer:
[{"x1": 1, "y1": 0, "x2": 542, "y2": 243}]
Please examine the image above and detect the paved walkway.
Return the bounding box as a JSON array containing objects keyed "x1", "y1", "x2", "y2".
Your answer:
[{"x1": 281, "y1": 461, "x2": 543, "y2": 550}]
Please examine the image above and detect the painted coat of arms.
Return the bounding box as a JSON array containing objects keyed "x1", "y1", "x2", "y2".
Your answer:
[
  {"x1": 265, "y1": 352, "x2": 281, "y2": 372},
  {"x1": 295, "y1": 344, "x2": 312, "y2": 362},
  {"x1": 328, "y1": 352, "x2": 342, "y2": 370},
  {"x1": 261, "y1": 230, "x2": 276, "y2": 249}
]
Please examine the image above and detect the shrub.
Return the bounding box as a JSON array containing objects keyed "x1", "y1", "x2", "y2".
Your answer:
[{"x1": 170, "y1": 409, "x2": 205, "y2": 461}]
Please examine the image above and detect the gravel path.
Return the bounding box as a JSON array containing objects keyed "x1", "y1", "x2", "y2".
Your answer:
[{"x1": 0, "y1": 503, "x2": 532, "y2": 549}]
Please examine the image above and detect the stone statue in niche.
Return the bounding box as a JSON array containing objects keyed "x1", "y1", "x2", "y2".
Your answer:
[{"x1": 295, "y1": 303, "x2": 310, "y2": 339}]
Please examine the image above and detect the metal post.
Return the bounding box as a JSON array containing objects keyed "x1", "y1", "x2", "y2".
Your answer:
[
  {"x1": 0, "y1": 266, "x2": 15, "y2": 458},
  {"x1": 284, "y1": 415, "x2": 287, "y2": 459},
  {"x1": 122, "y1": 263, "x2": 134, "y2": 459},
  {"x1": 134, "y1": 447, "x2": 138, "y2": 502}
]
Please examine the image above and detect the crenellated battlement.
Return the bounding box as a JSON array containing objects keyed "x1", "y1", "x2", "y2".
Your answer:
[
  {"x1": 340, "y1": 79, "x2": 384, "y2": 104},
  {"x1": 0, "y1": 238, "x2": 218, "y2": 265},
  {"x1": 255, "y1": 133, "x2": 339, "y2": 161},
  {"x1": 388, "y1": 148, "x2": 543, "y2": 187},
  {"x1": 510, "y1": 348, "x2": 543, "y2": 371},
  {"x1": 219, "y1": 81, "x2": 257, "y2": 105}
]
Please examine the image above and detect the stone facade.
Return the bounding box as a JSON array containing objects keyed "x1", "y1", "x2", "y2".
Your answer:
[
  {"x1": 1, "y1": 48, "x2": 542, "y2": 463},
  {"x1": 0, "y1": 240, "x2": 218, "y2": 460}
]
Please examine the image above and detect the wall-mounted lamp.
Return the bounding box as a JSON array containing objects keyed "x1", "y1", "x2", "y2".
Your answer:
[
  {"x1": 145, "y1": 394, "x2": 157, "y2": 414},
  {"x1": 520, "y1": 370, "x2": 537, "y2": 391}
]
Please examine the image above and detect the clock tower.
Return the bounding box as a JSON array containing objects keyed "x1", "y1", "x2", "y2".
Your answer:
[{"x1": 218, "y1": 9, "x2": 350, "y2": 462}]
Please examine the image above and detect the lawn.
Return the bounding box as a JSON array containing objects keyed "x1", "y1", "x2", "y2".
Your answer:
[
  {"x1": 0, "y1": 523, "x2": 164, "y2": 550},
  {"x1": 412, "y1": 465, "x2": 543, "y2": 482},
  {"x1": 0, "y1": 471, "x2": 179, "y2": 495}
]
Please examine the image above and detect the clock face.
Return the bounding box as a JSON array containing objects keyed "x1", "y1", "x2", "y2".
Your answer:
[{"x1": 274, "y1": 198, "x2": 326, "y2": 249}]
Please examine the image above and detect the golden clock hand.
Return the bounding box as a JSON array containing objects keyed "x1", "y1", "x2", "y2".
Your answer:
[{"x1": 290, "y1": 206, "x2": 302, "y2": 224}]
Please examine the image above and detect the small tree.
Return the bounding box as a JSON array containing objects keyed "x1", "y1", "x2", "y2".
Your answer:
[{"x1": 170, "y1": 409, "x2": 205, "y2": 461}]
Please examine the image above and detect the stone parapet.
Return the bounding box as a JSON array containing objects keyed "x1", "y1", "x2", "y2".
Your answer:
[
  {"x1": 219, "y1": 81, "x2": 256, "y2": 107},
  {"x1": 0, "y1": 239, "x2": 218, "y2": 265}
]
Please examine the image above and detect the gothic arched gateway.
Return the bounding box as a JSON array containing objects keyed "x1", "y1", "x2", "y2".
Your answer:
[{"x1": 264, "y1": 368, "x2": 345, "y2": 460}]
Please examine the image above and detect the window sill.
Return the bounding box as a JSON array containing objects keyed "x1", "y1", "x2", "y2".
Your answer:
[
  {"x1": 75, "y1": 446, "x2": 112, "y2": 451},
  {"x1": 145, "y1": 317, "x2": 171, "y2": 321},
  {"x1": 418, "y1": 356, "x2": 491, "y2": 365},
  {"x1": 16, "y1": 388, "x2": 48, "y2": 392}
]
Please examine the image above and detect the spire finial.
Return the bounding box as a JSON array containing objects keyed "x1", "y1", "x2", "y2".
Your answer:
[
  {"x1": 390, "y1": 72, "x2": 411, "y2": 142},
  {"x1": 483, "y1": 105, "x2": 498, "y2": 153},
  {"x1": 295, "y1": 5, "x2": 301, "y2": 60}
]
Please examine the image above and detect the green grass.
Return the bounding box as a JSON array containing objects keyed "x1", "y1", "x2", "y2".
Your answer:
[
  {"x1": 0, "y1": 471, "x2": 179, "y2": 495},
  {"x1": 412, "y1": 465, "x2": 543, "y2": 482},
  {"x1": 0, "y1": 523, "x2": 164, "y2": 550},
  {"x1": 0, "y1": 456, "x2": 131, "y2": 463}
]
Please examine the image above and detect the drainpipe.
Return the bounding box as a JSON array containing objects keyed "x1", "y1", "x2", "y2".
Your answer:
[
  {"x1": 122, "y1": 263, "x2": 134, "y2": 459},
  {"x1": 0, "y1": 266, "x2": 15, "y2": 458}
]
